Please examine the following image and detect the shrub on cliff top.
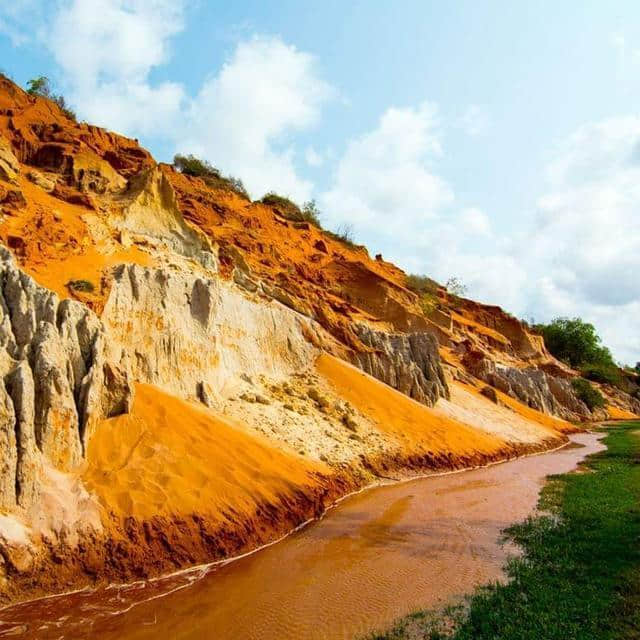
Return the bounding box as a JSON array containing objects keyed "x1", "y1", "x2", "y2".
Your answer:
[
  {"x1": 571, "y1": 377, "x2": 605, "y2": 411},
  {"x1": 173, "y1": 153, "x2": 219, "y2": 178},
  {"x1": 445, "y1": 276, "x2": 468, "y2": 297},
  {"x1": 581, "y1": 362, "x2": 622, "y2": 386},
  {"x1": 173, "y1": 154, "x2": 249, "y2": 199},
  {"x1": 535, "y1": 316, "x2": 616, "y2": 370},
  {"x1": 325, "y1": 223, "x2": 357, "y2": 249},
  {"x1": 301, "y1": 200, "x2": 322, "y2": 227},
  {"x1": 260, "y1": 194, "x2": 322, "y2": 227},
  {"x1": 406, "y1": 274, "x2": 440, "y2": 295},
  {"x1": 26, "y1": 76, "x2": 76, "y2": 121}
]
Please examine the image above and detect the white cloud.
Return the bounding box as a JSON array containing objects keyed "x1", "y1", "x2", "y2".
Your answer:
[
  {"x1": 44, "y1": 0, "x2": 186, "y2": 136},
  {"x1": 305, "y1": 146, "x2": 324, "y2": 167},
  {"x1": 459, "y1": 207, "x2": 491, "y2": 236},
  {"x1": 431, "y1": 116, "x2": 640, "y2": 363},
  {"x1": 34, "y1": 2, "x2": 333, "y2": 201},
  {"x1": 322, "y1": 101, "x2": 639, "y2": 363},
  {"x1": 522, "y1": 116, "x2": 640, "y2": 361},
  {"x1": 182, "y1": 36, "x2": 333, "y2": 202},
  {"x1": 49, "y1": 0, "x2": 184, "y2": 87},
  {"x1": 459, "y1": 104, "x2": 489, "y2": 137},
  {"x1": 321, "y1": 102, "x2": 453, "y2": 231}
]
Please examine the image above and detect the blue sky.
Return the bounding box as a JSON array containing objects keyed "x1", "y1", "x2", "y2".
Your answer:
[{"x1": 1, "y1": 1, "x2": 639, "y2": 362}]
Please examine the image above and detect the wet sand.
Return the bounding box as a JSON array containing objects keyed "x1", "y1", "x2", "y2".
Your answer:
[{"x1": 0, "y1": 432, "x2": 604, "y2": 640}]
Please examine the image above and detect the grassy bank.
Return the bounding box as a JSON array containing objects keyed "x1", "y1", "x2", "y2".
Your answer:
[{"x1": 369, "y1": 421, "x2": 640, "y2": 640}]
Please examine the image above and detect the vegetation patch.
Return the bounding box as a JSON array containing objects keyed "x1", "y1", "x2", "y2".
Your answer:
[
  {"x1": 571, "y1": 377, "x2": 606, "y2": 410},
  {"x1": 260, "y1": 194, "x2": 362, "y2": 249},
  {"x1": 445, "y1": 277, "x2": 468, "y2": 298},
  {"x1": 260, "y1": 193, "x2": 322, "y2": 227},
  {"x1": 581, "y1": 362, "x2": 622, "y2": 386},
  {"x1": 405, "y1": 275, "x2": 442, "y2": 316},
  {"x1": 173, "y1": 154, "x2": 249, "y2": 199},
  {"x1": 368, "y1": 421, "x2": 640, "y2": 639},
  {"x1": 66, "y1": 279, "x2": 95, "y2": 294},
  {"x1": 26, "y1": 76, "x2": 76, "y2": 121},
  {"x1": 534, "y1": 316, "x2": 629, "y2": 392},
  {"x1": 406, "y1": 274, "x2": 441, "y2": 295},
  {"x1": 325, "y1": 223, "x2": 358, "y2": 249}
]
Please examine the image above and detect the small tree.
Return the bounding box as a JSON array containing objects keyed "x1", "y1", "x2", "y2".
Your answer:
[
  {"x1": 446, "y1": 276, "x2": 468, "y2": 297},
  {"x1": 301, "y1": 199, "x2": 321, "y2": 226},
  {"x1": 535, "y1": 317, "x2": 615, "y2": 369},
  {"x1": 227, "y1": 176, "x2": 249, "y2": 199},
  {"x1": 27, "y1": 76, "x2": 52, "y2": 98},
  {"x1": 26, "y1": 76, "x2": 76, "y2": 121}
]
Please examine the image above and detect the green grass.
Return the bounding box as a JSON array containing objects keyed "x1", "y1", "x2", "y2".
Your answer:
[{"x1": 368, "y1": 421, "x2": 640, "y2": 640}]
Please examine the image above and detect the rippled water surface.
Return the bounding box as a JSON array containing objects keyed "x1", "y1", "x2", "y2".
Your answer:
[{"x1": 0, "y1": 432, "x2": 604, "y2": 640}]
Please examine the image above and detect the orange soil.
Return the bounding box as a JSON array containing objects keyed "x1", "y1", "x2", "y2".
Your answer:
[
  {"x1": 84, "y1": 383, "x2": 327, "y2": 521},
  {"x1": 450, "y1": 311, "x2": 510, "y2": 345},
  {"x1": 2, "y1": 176, "x2": 154, "y2": 303},
  {"x1": 607, "y1": 405, "x2": 639, "y2": 420},
  {"x1": 315, "y1": 353, "x2": 506, "y2": 457}
]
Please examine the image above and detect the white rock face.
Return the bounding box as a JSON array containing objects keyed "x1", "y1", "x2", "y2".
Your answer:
[
  {"x1": 352, "y1": 324, "x2": 449, "y2": 407},
  {"x1": 113, "y1": 166, "x2": 216, "y2": 269},
  {"x1": 0, "y1": 249, "x2": 132, "y2": 510},
  {"x1": 102, "y1": 263, "x2": 326, "y2": 404},
  {"x1": 0, "y1": 135, "x2": 20, "y2": 184}
]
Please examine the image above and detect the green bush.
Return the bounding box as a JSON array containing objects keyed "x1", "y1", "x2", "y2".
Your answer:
[
  {"x1": 534, "y1": 317, "x2": 615, "y2": 369},
  {"x1": 405, "y1": 273, "x2": 440, "y2": 295},
  {"x1": 418, "y1": 293, "x2": 438, "y2": 316},
  {"x1": 173, "y1": 154, "x2": 249, "y2": 199},
  {"x1": 571, "y1": 377, "x2": 605, "y2": 410},
  {"x1": 260, "y1": 194, "x2": 322, "y2": 227},
  {"x1": 300, "y1": 200, "x2": 321, "y2": 226},
  {"x1": 26, "y1": 76, "x2": 76, "y2": 121},
  {"x1": 226, "y1": 176, "x2": 249, "y2": 199},
  {"x1": 446, "y1": 276, "x2": 468, "y2": 297},
  {"x1": 581, "y1": 362, "x2": 621, "y2": 386},
  {"x1": 173, "y1": 153, "x2": 219, "y2": 178},
  {"x1": 261, "y1": 192, "x2": 302, "y2": 218}
]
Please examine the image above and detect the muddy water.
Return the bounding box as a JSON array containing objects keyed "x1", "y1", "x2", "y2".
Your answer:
[{"x1": 0, "y1": 432, "x2": 604, "y2": 640}]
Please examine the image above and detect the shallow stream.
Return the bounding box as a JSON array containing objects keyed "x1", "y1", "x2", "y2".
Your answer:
[{"x1": 0, "y1": 432, "x2": 604, "y2": 640}]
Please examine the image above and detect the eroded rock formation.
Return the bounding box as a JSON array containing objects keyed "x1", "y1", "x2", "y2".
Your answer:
[
  {"x1": 101, "y1": 263, "x2": 331, "y2": 404},
  {"x1": 0, "y1": 248, "x2": 132, "y2": 510},
  {"x1": 352, "y1": 324, "x2": 448, "y2": 406},
  {"x1": 462, "y1": 350, "x2": 590, "y2": 421}
]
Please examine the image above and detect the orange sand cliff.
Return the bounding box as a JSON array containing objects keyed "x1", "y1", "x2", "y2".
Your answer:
[
  {"x1": 0, "y1": 72, "x2": 636, "y2": 604},
  {"x1": 85, "y1": 383, "x2": 328, "y2": 521}
]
